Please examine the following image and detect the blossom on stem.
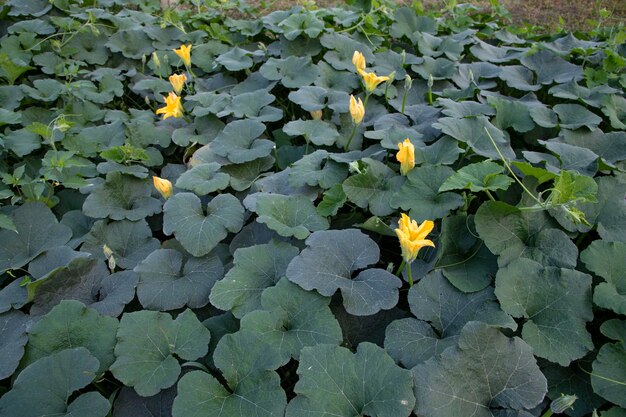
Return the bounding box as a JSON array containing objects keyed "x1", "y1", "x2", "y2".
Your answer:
[
  {"x1": 352, "y1": 51, "x2": 366, "y2": 74},
  {"x1": 349, "y1": 95, "x2": 364, "y2": 125},
  {"x1": 156, "y1": 92, "x2": 184, "y2": 120},
  {"x1": 173, "y1": 44, "x2": 192, "y2": 68},
  {"x1": 361, "y1": 70, "x2": 390, "y2": 92},
  {"x1": 169, "y1": 73, "x2": 187, "y2": 95},
  {"x1": 396, "y1": 138, "x2": 415, "y2": 175},
  {"x1": 152, "y1": 176, "x2": 173, "y2": 199},
  {"x1": 395, "y1": 213, "x2": 435, "y2": 263}
]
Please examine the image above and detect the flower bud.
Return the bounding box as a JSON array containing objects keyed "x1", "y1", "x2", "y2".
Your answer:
[
  {"x1": 349, "y1": 95, "x2": 365, "y2": 125},
  {"x1": 152, "y1": 176, "x2": 173, "y2": 199},
  {"x1": 404, "y1": 74, "x2": 413, "y2": 89},
  {"x1": 310, "y1": 110, "x2": 323, "y2": 120},
  {"x1": 152, "y1": 52, "x2": 161, "y2": 69},
  {"x1": 550, "y1": 394, "x2": 577, "y2": 414},
  {"x1": 428, "y1": 74, "x2": 434, "y2": 88}
]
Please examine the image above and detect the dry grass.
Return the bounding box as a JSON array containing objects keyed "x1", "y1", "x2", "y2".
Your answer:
[{"x1": 242, "y1": 0, "x2": 626, "y2": 31}]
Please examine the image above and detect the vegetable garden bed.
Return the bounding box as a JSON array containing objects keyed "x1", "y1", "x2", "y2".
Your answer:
[{"x1": 0, "y1": 0, "x2": 625, "y2": 416}]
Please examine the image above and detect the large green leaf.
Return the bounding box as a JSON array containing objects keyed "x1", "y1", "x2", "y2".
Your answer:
[
  {"x1": 433, "y1": 116, "x2": 515, "y2": 160},
  {"x1": 215, "y1": 47, "x2": 255, "y2": 71},
  {"x1": 163, "y1": 193, "x2": 244, "y2": 257},
  {"x1": 211, "y1": 119, "x2": 273, "y2": 164},
  {"x1": 111, "y1": 309, "x2": 210, "y2": 397},
  {"x1": 554, "y1": 103, "x2": 603, "y2": 130},
  {"x1": 278, "y1": 12, "x2": 325, "y2": 40},
  {"x1": 0, "y1": 348, "x2": 110, "y2": 417},
  {"x1": 587, "y1": 175, "x2": 626, "y2": 243},
  {"x1": 83, "y1": 172, "x2": 161, "y2": 221},
  {"x1": 240, "y1": 278, "x2": 342, "y2": 364},
  {"x1": 286, "y1": 229, "x2": 402, "y2": 315},
  {"x1": 343, "y1": 158, "x2": 404, "y2": 217},
  {"x1": 81, "y1": 219, "x2": 160, "y2": 269},
  {"x1": 0, "y1": 202, "x2": 72, "y2": 272},
  {"x1": 283, "y1": 120, "x2": 340, "y2": 146},
  {"x1": 286, "y1": 342, "x2": 415, "y2": 417},
  {"x1": 475, "y1": 201, "x2": 578, "y2": 268},
  {"x1": 21, "y1": 300, "x2": 118, "y2": 374},
  {"x1": 520, "y1": 50, "x2": 583, "y2": 85},
  {"x1": 435, "y1": 214, "x2": 497, "y2": 292},
  {"x1": 592, "y1": 320, "x2": 626, "y2": 407},
  {"x1": 28, "y1": 257, "x2": 137, "y2": 317},
  {"x1": 390, "y1": 164, "x2": 464, "y2": 222},
  {"x1": 581, "y1": 240, "x2": 626, "y2": 314},
  {"x1": 210, "y1": 240, "x2": 299, "y2": 318},
  {"x1": 172, "y1": 330, "x2": 286, "y2": 417},
  {"x1": 246, "y1": 193, "x2": 329, "y2": 239},
  {"x1": 413, "y1": 322, "x2": 547, "y2": 417},
  {"x1": 0, "y1": 310, "x2": 29, "y2": 379},
  {"x1": 410, "y1": 271, "x2": 515, "y2": 337},
  {"x1": 105, "y1": 29, "x2": 153, "y2": 59},
  {"x1": 385, "y1": 271, "x2": 515, "y2": 368},
  {"x1": 439, "y1": 160, "x2": 514, "y2": 193},
  {"x1": 260, "y1": 56, "x2": 319, "y2": 88},
  {"x1": 288, "y1": 150, "x2": 348, "y2": 189},
  {"x1": 495, "y1": 258, "x2": 593, "y2": 366},
  {"x1": 135, "y1": 248, "x2": 223, "y2": 311},
  {"x1": 175, "y1": 163, "x2": 230, "y2": 196}
]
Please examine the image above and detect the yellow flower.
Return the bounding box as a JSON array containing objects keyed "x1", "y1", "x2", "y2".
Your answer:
[
  {"x1": 310, "y1": 110, "x2": 323, "y2": 120},
  {"x1": 396, "y1": 138, "x2": 415, "y2": 176},
  {"x1": 352, "y1": 50, "x2": 366, "y2": 74},
  {"x1": 173, "y1": 44, "x2": 191, "y2": 68},
  {"x1": 349, "y1": 95, "x2": 364, "y2": 125},
  {"x1": 169, "y1": 73, "x2": 187, "y2": 95},
  {"x1": 156, "y1": 92, "x2": 183, "y2": 120},
  {"x1": 152, "y1": 176, "x2": 173, "y2": 199},
  {"x1": 395, "y1": 213, "x2": 435, "y2": 263},
  {"x1": 361, "y1": 70, "x2": 390, "y2": 92}
]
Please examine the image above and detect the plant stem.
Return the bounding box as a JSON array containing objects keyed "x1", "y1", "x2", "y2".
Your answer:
[
  {"x1": 407, "y1": 262, "x2": 414, "y2": 287},
  {"x1": 484, "y1": 190, "x2": 496, "y2": 201},
  {"x1": 428, "y1": 87, "x2": 433, "y2": 105},
  {"x1": 401, "y1": 89, "x2": 408, "y2": 114},
  {"x1": 541, "y1": 410, "x2": 553, "y2": 417},
  {"x1": 344, "y1": 124, "x2": 357, "y2": 151},
  {"x1": 395, "y1": 259, "x2": 406, "y2": 276},
  {"x1": 484, "y1": 127, "x2": 544, "y2": 207}
]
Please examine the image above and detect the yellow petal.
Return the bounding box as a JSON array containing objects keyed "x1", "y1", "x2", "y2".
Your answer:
[
  {"x1": 173, "y1": 44, "x2": 192, "y2": 68},
  {"x1": 352, "y1": 51, "x2": 366, "y2": 74},
  {"x1": 361, "y1": 70, "x2": 390, "y2": 92},
  {"x1": 152, "y1": 176, "x2": 173, "y2": 199},
  {"x1": 349, "y1": 95, "x2": 364, "y2": 124},
  {"x1": 396, "y1": 138, "x2": 415, "y2": 176},
  {"x1": 169, "y1": 73, "x2": 187, "y2": 95}
]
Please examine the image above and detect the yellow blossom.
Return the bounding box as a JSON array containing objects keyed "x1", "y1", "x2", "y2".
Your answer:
[
  {"x1": 395, "y1": 213, "x2": 435, "y2": 263},
  {"x1": 169, "y1": 73, "x2": 187, "y2": 95},
  {"x1": 396, "y1": 138, "x2": 415, "y2": 176},
  {"x1": 361, "y1": 70, "x2": 390, "y2": 92},
  {"x1": 152, "y1": 176, "x2": 173, "y2": 199},
  {"x1": 310, "y1": 110, "x2": 323, "y2": 120},
  {"x1": 156, "y1": 92, "x2": 183, "y2": 120},
  {"x1": 173, "y1": 44, "x2": 191, "y2": 68},
  {"x1": 352, "y1": 51, "x2": 366, "y2": 74},
  {"x1": 349, "y1": 95, "x2": 364, "y2": 125}
]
